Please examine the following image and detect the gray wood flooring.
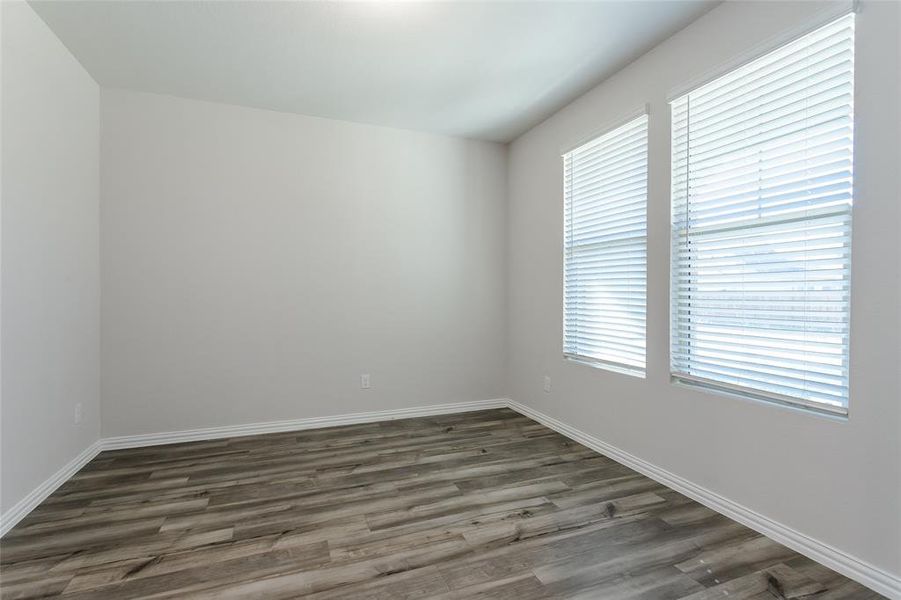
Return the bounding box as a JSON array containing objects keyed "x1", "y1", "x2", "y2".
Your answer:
[{"x1": 0, "y1": 408, "x2": 884, "y2": 599}]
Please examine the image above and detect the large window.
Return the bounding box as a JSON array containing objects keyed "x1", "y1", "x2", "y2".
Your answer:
[
  {"x1": 564, "y1": 114, "x2": 648, "y2": 376},
  {"x1": 670, "y1": 15, "x2": 855, "y2": 414}
]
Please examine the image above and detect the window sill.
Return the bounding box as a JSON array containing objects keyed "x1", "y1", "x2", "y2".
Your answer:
[
  {"x1": 671, "y1": 375, "x2": 849, "y2": 421},
  {"x1": 564, "y1": 354, "x2": 646, "y2": 379}
]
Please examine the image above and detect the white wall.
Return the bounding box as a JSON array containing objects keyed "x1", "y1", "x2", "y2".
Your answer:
[
  {"x1": 507, "y1": 0, "x2": 900, "y2": 582},
  {"x1": 1, "y1": 2, "x2": 100, "y2": 514},
  {"x1": 100, "y1": 90, "x2": 507, "y2": 437}
]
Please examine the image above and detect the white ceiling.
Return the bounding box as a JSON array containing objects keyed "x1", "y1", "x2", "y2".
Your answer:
[{"x1": 30, "y1": 1, "x2": 717, "y2": 142}]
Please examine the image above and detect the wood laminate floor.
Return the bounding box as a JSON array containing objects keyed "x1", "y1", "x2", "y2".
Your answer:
[{"x1": 0, "y1": 408, "x2": 884, "y2": 599}]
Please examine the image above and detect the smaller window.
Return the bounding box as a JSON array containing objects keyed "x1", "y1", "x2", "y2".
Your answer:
[{"x1": 563, "y1": 114, "x2": 649, "y2": 376}]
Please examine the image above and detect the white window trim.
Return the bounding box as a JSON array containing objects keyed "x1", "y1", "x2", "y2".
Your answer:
[
  {"x1": 563, "y1": 113, "x2": 649, "y2": 377},
  {"x1": 668, "y1": 12, "x2": 856, "y2": 416}
]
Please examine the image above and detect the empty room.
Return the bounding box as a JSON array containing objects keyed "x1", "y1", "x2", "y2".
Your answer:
[{"x1": 1, "y1": 0, "x2": 899, "y2": 598}]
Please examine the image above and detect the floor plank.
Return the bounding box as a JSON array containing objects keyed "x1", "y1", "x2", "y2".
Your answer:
[{"x1": 0, "y1": 408, "x2": 883, "y2": 599}]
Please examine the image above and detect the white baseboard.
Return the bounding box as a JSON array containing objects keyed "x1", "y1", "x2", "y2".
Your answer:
[
  {"x1": 100, "y1": 398, "x2": 509, "y2": 450},
  {"x1": 504, "y1": 398, "x2": 901, "y2": 600},
  {"x1": 0, "y1": 440, "x2": 103, "y2": 538}
]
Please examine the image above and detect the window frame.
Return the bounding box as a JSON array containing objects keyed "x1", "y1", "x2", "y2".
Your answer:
[
  {"x1": 667, "y1": 12, "x2": 856, "y2": 417},
  {"x1": 562, "y1": 112, "x2": 650, "y2": 378}
]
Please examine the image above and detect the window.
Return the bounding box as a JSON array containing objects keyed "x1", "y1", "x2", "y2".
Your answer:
[
  {"x1": 564, "y1": 114, "x2": 648, "y2": 376},
  {"x1": 670, "y1": 14, "x2": 855, "y2": 414}
]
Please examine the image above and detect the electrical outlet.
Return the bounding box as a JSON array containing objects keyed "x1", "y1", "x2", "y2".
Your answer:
[
  {"x1": 74, "y1": 403, "x2": 83, "y2": 424},
  {"x1": 361, "y1": 374, "x2": 371, "y2": 389},
  {"x1": 543, "y1": 376, "x2": 551, "y2": 393}
]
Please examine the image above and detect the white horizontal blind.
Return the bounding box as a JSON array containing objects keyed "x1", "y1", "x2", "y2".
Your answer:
[
  {"x1": 564, "y1": 114, "x2": 648, "y2": 374},
  {"x1": 671, "y1": 14, "x2": 855, "y2": 413}
]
